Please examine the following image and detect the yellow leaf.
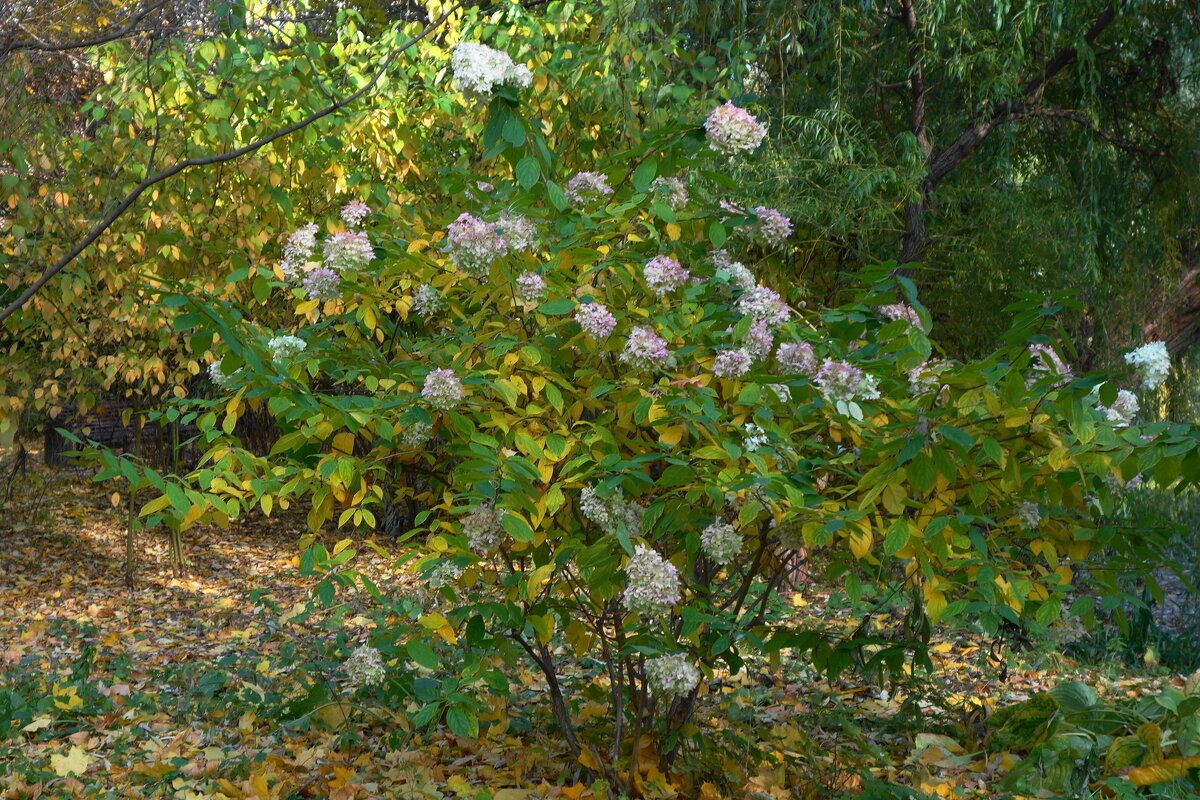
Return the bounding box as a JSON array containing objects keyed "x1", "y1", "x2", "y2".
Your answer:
[
  {"x1": 658, "y1": 424, "x2": 684, "y2": 446},
  {"x1": 664, "y1": 223, "x2": 681, "y2": 241},
  {"x1": 848, "y1": 519, "x2": 873, "y2": 559},
  {"x1": 525, "y1": 563, "x2": 555, "y2": 602},
  {"x1": 50, "y1": 746, "x2": 91, "y2": 777},
  {"x1": 332, "y1": 431, "x2": 355, "y2": 455}
]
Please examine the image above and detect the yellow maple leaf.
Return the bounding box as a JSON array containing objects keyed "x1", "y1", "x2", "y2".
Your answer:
[{"x1": 50, "y1": 745, "x2": 91, "y2": 777}]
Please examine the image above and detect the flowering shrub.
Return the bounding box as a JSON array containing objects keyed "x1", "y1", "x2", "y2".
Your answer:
[{"x1": 148, "y1": 46, "x2": 1194, "y2": 790}]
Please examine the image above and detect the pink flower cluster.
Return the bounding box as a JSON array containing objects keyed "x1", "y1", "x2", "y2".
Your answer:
[
  {"x1": 1098, "y1": 389, "x2": 1139, "y2": 426},
  {"x1": 814, "y1": 359, "x2": 866, "y2": 402},
  {"x1": 643, "y1": 255, "x2": 691, "y2": 298},
  {"x1": 576, "y1": 302, "x2": 616, "y2": 339},
  {"x1": 494, "y1": 212, "x2": 537, "y2": 253},
  {"x1": 619, "y1": 326, "x2": 672, "y2": 370},
  {"x1": 340, "y1": 200, "x2": 371, "y2": 228},
  {"x1": 877, "y1": 303, "x2": 922, "y2": 329},
  {"x1": 446, "y1": 212, "x2": 508, "y2": 277},
  {"x1": 1027, "y1": 343, "x2": 1073, "y2": 387},
  {"x1": 776, "y1": 341, "x2": 817, "y2": 374},
  {"x1": 462, "y1": 505, "x2": 506, "y2": 552},
  {"x1": 422, "y1": 368, "x2": 465, "y2": 409},
  {"x1": 652, "y1": 176, "x2": 688, "y2": 210},
  {"x1": 712, "y1": 348, "x2": 752, "y2": 378},
  {"x1": 623, "y1": 545, "x2": 680, "y2": 616},
  {"x1": 907, "y1": 360, "x2": 949, "y2": 394},
  {"x1": 736, "y1": 285, "x2": 791, "y2": 328},
  {"x1": 750, "y1": 206, "x2": 792, "y2": 246},
  {"x1": 704, "y1": 102, "x2": 767, "y2": 156},
  {"x1": 565, "y1": 171, "x2": 614, "y2": 204},
  {"x1": 302, "y1": 267, "x2": 340, "y2": 301},
  {"x1": 323, "y1": 230, "x2": 375, "y2": 272},
  {"x1": 743, "y1": 318, "x2": 774, "y2": 361},
  {"x1": 516, "y1": 271, "x2": 546, "y2": 305}
]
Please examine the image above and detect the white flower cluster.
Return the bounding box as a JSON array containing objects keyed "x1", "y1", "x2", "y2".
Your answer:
[
  {"x1": 736, "y1": 285, "x2": 790, "y2": 328},
  {"x1": 1097, "y1": 389, "x2": 1139, "y2": 426},
  {"x1": 494, "y1": 212, "x2": 538, "y2": 253},
  {"x1": 208, "y1": 359, "x2": 238, "y2": 389},
  {"x1": 565, "y1": 171, "x2": 614, "y2": 204},
  {"x1": 425, "y1": 561, "x2": 463, "y2": 591},
  {"x1": 643, "y1": 255, "x2": 692, "y2": 298},
  {"x1": 1125, "y1": 342, "x2": 1169, "y2": 391},
  {"x1": 1016, "y1": 501, "x2": 1041, "y2": 530},
  {"x1": 451, "y1": 42, "x2": 531, "y2": 96},
  {"x1": 776, "y1": 341, "x2": 817, "y2": 375},
  {"x1": 576, "y1": 302, "x2": 617, "y2": 339},
  {"x1": 280, "y1": 223, "x2": 319, "y2": 281},
  {"x1": 411, "y1": 285, "x2": 445, "y2": 318},
  {"x1": 743, "y1": 423, "x2": 769, "y2": 450},
  {"x1": 700, "y1": 520, "x2": 741, "y2": 565},
  {"x1": 422, "y1": 368, "x2": 465, "y2": 410},
  {"x1": 645, "y1": 653, "x2": 700, "y2": 697},
  {"x1": 267, "y1": 335, "x2": 306, "y2": 361},
  {"x1": 515, "y1": 271, "x2": 546, "y2": 305},
  {"x1": 341, "y1": 200, "x2": 370, "y2": 228},
  {"x1": 344, "y1": 644, "x2": 386, "y2": 688},
  {"x1": 908, "y1": 360, "x2": 949, "y2": 395},
  {"x1": 401, "y1": 420, "x2": 433, "y2": 449},
  {"x1": 704, "y1": 102, "x2": 767, "y2": 156},
  {"x1": 712, "y1": 348, "x2": 752, "y2": 378},
  {"x1": 623, "y1": 544, "x2": 680, "y2": 616},
  {"x1": 462, "y1": 505, "x2": 506, "y2": 552},
  {"x1": 652, "y1": 176, "x2": 688, "y2": 210},
  {"x1": 580, "y1": 486, "x2": 643, "y2": 536}
]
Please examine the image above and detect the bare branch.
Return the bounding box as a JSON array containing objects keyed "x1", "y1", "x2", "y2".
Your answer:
[{"x1": 1, "y1": 2, "x2": 168, "y2": 57}]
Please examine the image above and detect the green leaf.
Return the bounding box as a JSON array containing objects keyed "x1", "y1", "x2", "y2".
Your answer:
[
  {"x1": 515, "y1": 156, "x2": 540, "y2": 189},
  {"x1": 446, "y1": 707, "x2": 478, "y2": 739},
  {"x1": 539, "y1": 298, "x2": 575, "y2": 315},
  {"x1": 407, "y1": 640, "x2": 439, "y2": 670},
  {"x1": 501, "y1": 513, "x2": 535, "y2": 542},
  {"x1": 632, "y1": 158, "x2": 657, "y2": 191},
  {"x1": 708, "y1": 221, "x2": 727, "y2": 247}
]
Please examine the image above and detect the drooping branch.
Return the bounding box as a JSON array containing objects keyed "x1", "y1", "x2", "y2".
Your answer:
[
  {"x1": 0, "y1": 1, "x2": 468, "y2": 326},
  {"x1": 897, "y1": 3, "x2": 1118, "y2": 266}
]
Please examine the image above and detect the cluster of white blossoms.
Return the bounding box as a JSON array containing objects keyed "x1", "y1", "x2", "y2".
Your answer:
[
  {"x1": 340, "y1": 199, "x2": 370, "y2": 228},
  {"x1": 736, "y1": 285, "x2": 790, "y2": 329},
  {"x1": 462, "y1": 505, "x2": 506, "y2": 552},
  {"x1": 743, "y1": 422, "x2": 769, "y2": 450},
  {"x1": 445, "y1": 212, "x2": 538, "y2": 277},
  {"x1": 623, "y1": 544, "x2": 680, "y2": 616},
  {"x1": 446, "y1": 212, "x2": 508, "y2": 277},
  {"x1": 422, "y1": 368, "x2": 465, "y2": 410},
  {"x1": 451, "y1": 41, "x2": 531, "y2": 96},
  {"x1": 814, "y1": 359, "x2": 877, "y2": 403},
  {"x1": 907, "y1": 360, "x2": 949, "y2": 395},
  {"x1": 323, "y1": 230, "x2": 375, "y2": 272},
  {"x1": 1097, "y1": 388, "x2": 1140, "y2": 426},
  {"x1": 425, "y1": 561, "x2": 463, "y2": 591},
  {"x1": 700, "y1": 519, "x2": 741, "y2": 565},
  {"x1": 343, "y1": 644, "x2": 386, "y2": 688},
  {"x1": 280, "y1": 223, "x2": 319, "y2": 280},
  {"x1": 400, "y1": 420, "x2": 433, "y2": 449},
  {"x1": 748, "y1": 206, "x2": 792, "y2": 247},
  {"x1": 712, "y1": 348, "x2": 753, "y2": 378},
  {"x1": 565, "y1": 171, "x2": 614, "y2": 204},
  {"x1": 494, "y1": 212, "x2": 538, "y2": 253},
  {"x1": 877, "y1": 303, "x2": 922, "y2": 329},
  {"x1": 516, "y1": 271, "x2": 546, "y2": 305},
  {"x1": 267, "y1": 335, "x2": 305, "y2": 361},
  {"x1": 704, "y1": 101, "x2": 767, "y2": 156},
  {"x1": 619, "y1": 326, "x2": 674, "y2": 370},
  {"x1": 652, "y1": 176, "x2": 688, "y2": 210},
  {"x1": 411, "y1": 285, "x2": 445, "y2": 318},
  {"x1": 580, "y1": 486, "x2": 644, "y2": 537},
  {"x1": 1016, "y1": 500, "x2": 1041, "y2": 530},
  {"x1": 1125, "y1": 341, "x2": 1170, "y2": 391},
  {"x1": 643, "y1": 255, "x2": 692, "y2": 297},
  {"x1": 742, "y1": 318, "x2": 774, "y2": 362},
  {"x1": 776, "y1": 341, "x2": 817, "y2": 374},
  {"x1": 207, "y1": 359, "x2": 236, "y2": 388},
  {"x1": 575, "y1": 302, "x2": 617, "y2": 339},
  {"x1": 645, "y1": 653, "x2": 700, "y2": 697}
]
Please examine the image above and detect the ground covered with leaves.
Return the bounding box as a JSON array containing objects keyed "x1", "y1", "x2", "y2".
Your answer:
[{"x1": 1, "y1": 445, "x2": 1197, "y2": 800}]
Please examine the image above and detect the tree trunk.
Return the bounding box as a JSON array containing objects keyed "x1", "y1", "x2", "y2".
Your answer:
[{"x1": 1143, "y1": 266, "x2": 1200, "y2": 357}]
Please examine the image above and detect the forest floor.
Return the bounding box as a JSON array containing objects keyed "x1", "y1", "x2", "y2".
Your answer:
[{"x1": 0, "y1": 441, "x2": 1196, "y2": 800}]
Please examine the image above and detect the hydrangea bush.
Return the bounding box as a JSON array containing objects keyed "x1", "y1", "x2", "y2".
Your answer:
[{"x1": 139, "y1": 34, "x2": 1196, "y2": 788}]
